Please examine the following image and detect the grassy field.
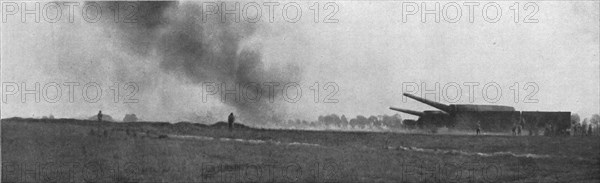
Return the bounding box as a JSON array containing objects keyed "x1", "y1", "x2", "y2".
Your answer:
[{"x1": 2, "y1": 118, "x2": 599, "y2": 183}]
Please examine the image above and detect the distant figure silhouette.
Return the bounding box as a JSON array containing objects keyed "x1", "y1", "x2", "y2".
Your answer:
[
  {"x1": 98, "y1": 110, "x2": 103, "y2": 122},
  {"x1": 476, "y1": 121, "x2": 481, "y2": 135},
  {"x1": 228, "y1": 113, "x2": 235, "y2": 131}
]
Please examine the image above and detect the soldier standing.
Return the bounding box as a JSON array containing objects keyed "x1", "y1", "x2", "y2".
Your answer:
[
  {"x1": 519, "y1": 117, "x2": 526, "y2": 136},
  {"x1": 98, "y1": 110, "x2": 103, "y2": 122},
  {"x1": 476, "y1": 121, "x2": 481, "y2": 135},
  {"x1": 228, "y1": 113, "x2": 235, "y2": 131}
]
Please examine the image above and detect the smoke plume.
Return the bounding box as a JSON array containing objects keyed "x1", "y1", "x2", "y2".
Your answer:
[{"x1": 95, "y1": 1, "x2": 303, "y2": 124}]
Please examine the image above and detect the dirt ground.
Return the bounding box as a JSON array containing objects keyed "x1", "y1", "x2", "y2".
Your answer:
[{"x1": 2, "y1": 118, "x2": 599, "y2": 182}]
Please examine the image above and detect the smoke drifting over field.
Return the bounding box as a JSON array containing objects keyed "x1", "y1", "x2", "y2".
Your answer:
[{"x1": 95, "y1": 2, "x2": 303, "y2": 124}]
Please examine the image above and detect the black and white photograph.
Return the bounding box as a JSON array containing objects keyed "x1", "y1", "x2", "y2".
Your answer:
[{"x1": 1, "y1": 1, "x2": 599, "y2": 182}]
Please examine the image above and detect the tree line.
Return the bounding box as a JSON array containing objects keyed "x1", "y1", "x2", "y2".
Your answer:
[{"x1": 283, "y1": 114, "x2": 414, "y2": 130}]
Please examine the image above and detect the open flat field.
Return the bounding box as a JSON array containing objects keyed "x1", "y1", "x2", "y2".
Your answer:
[{"x1": 2, "y1": 118, "x2": 599, "y2": 183}]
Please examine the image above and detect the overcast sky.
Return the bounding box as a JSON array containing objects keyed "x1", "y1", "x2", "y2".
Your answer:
[{"x1": 1, "y1": 1, "x2": 598, "y2": 124}]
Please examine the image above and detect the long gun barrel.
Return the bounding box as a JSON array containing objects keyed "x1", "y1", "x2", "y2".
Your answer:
[
  {"x1": 389, "y1": 107, "x2": 424, "y2": 116},
  {"x1": 403, "y1": 93, "x2": 453, "y2": 113}
]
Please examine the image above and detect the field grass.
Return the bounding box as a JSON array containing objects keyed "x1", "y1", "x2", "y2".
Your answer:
[{"x1": 2, "y1": 118, "x2": 599, "y2": 182}]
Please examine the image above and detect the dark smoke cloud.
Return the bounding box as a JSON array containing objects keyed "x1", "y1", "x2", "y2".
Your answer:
[{"x1": 94, "y1": 1, "x2": 303, "y2": 124}]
